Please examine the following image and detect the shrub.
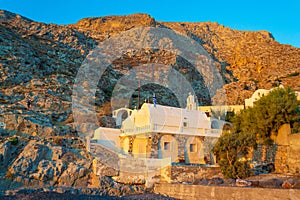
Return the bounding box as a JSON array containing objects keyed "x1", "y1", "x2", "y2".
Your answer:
[
  {"x1": 213, "y1": 131, "x2": 255, "y2": 179},
  {"x1": 213, "y1": 87, "x2": 299, "y2": 178},
  {"x1": 9, "y1": 137, "x2": 18, "y2": 145}
]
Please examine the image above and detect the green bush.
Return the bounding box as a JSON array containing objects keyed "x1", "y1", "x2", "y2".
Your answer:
[
  {"x1": 218, "y1": 159, "x2": 251, "y2": 179},
  {"x1": 213, "y1": 131, "x2": 255, "y2": 179},
  {"x1": 213, "y1": 87, "x2": 300, "y2": 179},
  {"x1": 9, "y1": 137, "x2": 18, "y2": 145}
]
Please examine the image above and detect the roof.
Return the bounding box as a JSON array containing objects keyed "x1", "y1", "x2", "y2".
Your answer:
[{"x1": 129, "y1": 103, "x2": 210, "y2": 129}]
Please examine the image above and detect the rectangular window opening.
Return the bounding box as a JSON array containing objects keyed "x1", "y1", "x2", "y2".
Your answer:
[
  {"x1": 190, "y1": 143, "x2": 197, "y2": 152},
  {"x1": 164, "y1": 142, "x2": 170, "y2": 150}
]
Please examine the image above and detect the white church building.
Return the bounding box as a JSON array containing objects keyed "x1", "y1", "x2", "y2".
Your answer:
[{"x1": 93, "y1": 94, "x2": 222, "y2": 165}]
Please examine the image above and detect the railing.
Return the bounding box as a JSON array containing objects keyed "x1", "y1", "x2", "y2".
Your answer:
[
  {"x1": 122, "y1": 123, "x2": 222, "y2": 137},
  {"x1": 122, "y1": 125, "x2": 152, "y2": 135}
]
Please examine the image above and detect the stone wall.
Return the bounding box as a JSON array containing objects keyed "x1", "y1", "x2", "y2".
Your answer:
[
  {"x1": 154, "y1": 134, "x2": 213, "y2": 164},
  {"x1": 170, "y1": 165, "x2": 221, "y2": 183},
  {"x1": 174, "y1": 135, "x2": 188, "y2": 160},
  {"x1": 92, "y1": 152, "x2": 221, "y2": 187},
  {"x1": 275, "y1": 124, "x2": 300, "y2": 173},
  {"x1": 246, "y1": 124, "x2": 300, "y2": 174},
  {"x1": 154, "y1": 183, "x2": 300, "y2": 200},
  {"x1": 149, "y1": 133, "x2": 160, "y2": 158},
  {"x1": 251, "y1": 144, "x2": 278, "y2": 163},
  {"x1": 115, "y1": 157, "x2": 171, "y2": 188},
  {"x1": 175, "y1": 135, "x2": 211, "y2": 164}
]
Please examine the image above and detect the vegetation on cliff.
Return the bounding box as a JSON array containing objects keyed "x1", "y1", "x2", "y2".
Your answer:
[{"x1": 213, "y1": 87, "x2": 300, "y2": 178}]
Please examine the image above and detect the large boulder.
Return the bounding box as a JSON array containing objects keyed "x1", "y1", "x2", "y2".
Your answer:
[
  {"x1": 30, "y1": 159, "x2": 66, "y2": 183},
  {"x1": 57, "y1": 162, "x2": 90, "y2": 187},
  {"x1": 9, "y1": 141, "x2": 51, "y2": 177}
]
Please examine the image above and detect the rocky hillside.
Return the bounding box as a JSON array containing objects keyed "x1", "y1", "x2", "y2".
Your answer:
[
  {"x1": 0, "y1": 10, "x2": 300, "y2": 137},
  {"x1": 0, "y1": 135, "x2": 146, "y2": 197}
]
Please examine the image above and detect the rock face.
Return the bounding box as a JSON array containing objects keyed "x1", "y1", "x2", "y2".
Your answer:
[
  {"x1": 0, "y1": 10, "x2": 300, "y2": 136},
  {"x1": 4, "y1": 138, "x2": 90, "y2": 187},
  {"x1": 0, "y1": 137, "x2": 28, "y2": 174},
  {"x1": 161, "y1": 22, "x2": 300, "y2": 97},
  {"x1": 71, "y1": 13, "x2": 156, "y2": 39},
  {"x1": 0, "y1": 136, "x2": 145, "y2": 197}
]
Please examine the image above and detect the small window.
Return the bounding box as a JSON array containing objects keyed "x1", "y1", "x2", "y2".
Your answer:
[
  {"x1": 190, "y1": 143, "x2": 196, "y2": 152},
  {"x1": 183, "y1": 122, "x2": 188, "y2": 127},
  {"x1": 164, "y1": 142, "x2": 170, "y2": 150},
  {"x1": 205, "y1": 112, "x2": 210, "y2": 117}
]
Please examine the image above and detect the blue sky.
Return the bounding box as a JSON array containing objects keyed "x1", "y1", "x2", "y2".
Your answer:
[{"x1": 1, "y1": 0, "x2": 299, "y2": 47}]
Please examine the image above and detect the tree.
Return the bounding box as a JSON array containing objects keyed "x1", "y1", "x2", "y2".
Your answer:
[
  {"x1": 213, "y1": 130, "x2": 256, "y2": 178},
  {"x1": 253, "y1": 87, "x2": 300, "y2": 142},
  {"x1": 213, "y1": 109, "x2": 257, "y2": 178},
  {"x1": 213, "y1": 87, "x2": 300, "y2": 178}
]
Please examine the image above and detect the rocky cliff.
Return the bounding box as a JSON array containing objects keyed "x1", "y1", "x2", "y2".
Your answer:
[
  {"x1": 0, "y1": 9, "x2": 299, "y2": 135},
  {"x1": 0, "y1": 9, "x2": 300, "y2": 197},
  {"x1": 0, "y1": 135, "x2": 146, "y2": 196}
]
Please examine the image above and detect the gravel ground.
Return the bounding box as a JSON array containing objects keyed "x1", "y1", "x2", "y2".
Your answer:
[{"x1": 0, "y1": 192, "x2": 177, "y2": 200}]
